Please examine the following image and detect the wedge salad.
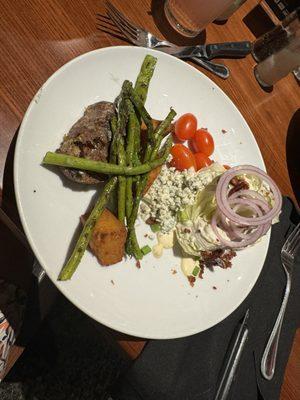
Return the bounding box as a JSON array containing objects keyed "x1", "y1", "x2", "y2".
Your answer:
[{"x1": 42, "y1": 54, "x2": 282, "y2": 285}]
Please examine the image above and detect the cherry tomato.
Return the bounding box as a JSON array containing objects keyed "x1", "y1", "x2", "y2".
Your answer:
[
  {"x1": 191, "y1": 129, "x2": 214, "y2": 156},
  {"x1": 175, "y1": 113, "x2": 197, "y2": 141},
  {"x1": 170, "y1": 144, "x2": 196, "y2": 171},
  {"x1": 194, "y1": 152, "x2": 213, "y2": 170}
]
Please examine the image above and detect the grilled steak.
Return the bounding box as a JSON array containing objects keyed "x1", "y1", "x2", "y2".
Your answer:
[{"x1": 57, "y1": 101, "x2": 115, "y2": 184}]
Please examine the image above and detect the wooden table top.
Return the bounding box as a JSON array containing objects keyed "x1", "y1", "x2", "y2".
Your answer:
[{"x1": 0, "y1": 0, "x2": 299, "y2": 398}]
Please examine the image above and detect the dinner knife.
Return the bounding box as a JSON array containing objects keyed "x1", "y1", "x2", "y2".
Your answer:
[
  {"x1": 158, "y1": 41, "x2": 252, "y2": 60},
  {"x1": 214, "y1": 309, "x2": 250, "y2": 400}
]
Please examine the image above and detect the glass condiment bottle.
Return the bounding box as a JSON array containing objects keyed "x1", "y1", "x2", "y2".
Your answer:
[
  {"x1": 254, "y1": 8, "x2": 300, "y2": 87},
  {"x1": 252, "y1": 7, "x2": 300, "y2": 62}
]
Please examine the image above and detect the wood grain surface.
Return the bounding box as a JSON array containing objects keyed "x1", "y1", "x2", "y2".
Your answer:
[{"x1": 0, "y1": 0, "x2": 299, "y2": 397}]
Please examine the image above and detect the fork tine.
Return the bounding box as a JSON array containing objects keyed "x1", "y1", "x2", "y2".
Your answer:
[
  {"x1": 97, "y1": 24, "x2": 131, "y2": 43},
  {"x1": 106, "y1": 7, "x2": 137, "y2": 39},
  {"x1": 107, "y1": 9, "x2": 138, "y2": 44},
  {"x1": 288, "y1": 225, "x2": 300, "y2": 256},
  {"x1": 284, "y1": 223, "x2": 300, "y2": 253},
  {"x1": 105, "y1": 1, "x2": 139, "y2": 36},
  {"x1": 96, "y1": 22, "x2": 123, "y2": 37},
  {"x1": 96, "y1": 12, "x2": 111, "y2": 21},
  {"x1": 96, "y1": 14, "x2": 130, "y2": 42},
  {"x1": 96, "y1": 13, "x2": 118, "y2": 28},
  {"x1": 105, "y1": 1, "x2": 136, "y2": 28}
]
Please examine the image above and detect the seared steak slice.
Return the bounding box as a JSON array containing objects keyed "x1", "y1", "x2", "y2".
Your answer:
[{"x1": 57, "y1": 101, "x2": 115, "y2": 184}]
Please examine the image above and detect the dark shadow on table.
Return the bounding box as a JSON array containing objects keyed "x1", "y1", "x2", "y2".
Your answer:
[
  {"x1": 5, "y1": 294, "x2": 128, "y2": 400},
  {"x1": 150, "y1": 0, "x2": 206, "y2": 45},
  {"x1": 213, "y1": 19, "x2": 228, "y2": 26},
  {"x1": 243, "y1": 4, "x2": 276, "y2": 39},
  {"x1": 286, "y1": 109, "x2": 300, "y2": 207},
  {"x1": 1, "y1": 129, "x2": 21, "y2": 224},
  {"x1": 1, "y1": 127, "x2": 59, "y2": 347}
]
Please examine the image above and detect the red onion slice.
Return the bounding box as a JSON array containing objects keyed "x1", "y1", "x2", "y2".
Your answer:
[
  {"x1": 230, "y1": 189, "x2": 268, "y2": 203},
  {"x1": 216, "y1": 165, "x2": 282, "y2": 226},
  {"x1": 211, "y1": 212, "x2": 265, "y2": 249},
  {"x1": 210, "y1": 165, "x2": 281, "y2": 249}
]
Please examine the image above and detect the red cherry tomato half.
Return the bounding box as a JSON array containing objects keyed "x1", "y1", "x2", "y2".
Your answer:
[
  {"x1": 194, "y1": 152, "x2": 213, "y2": 171},
  {"x1": 170, "y1": 144, "x2": 196, "y2": 171},
  {"x1": 191, "y1": 129, "x2": 214, "y2": 156},
  {"x1": 175, "y1": 113, "x2": 197, "y2": 141}
]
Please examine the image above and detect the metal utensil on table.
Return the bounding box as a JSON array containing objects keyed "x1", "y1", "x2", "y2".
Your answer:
[
  {"x1": 104, "y1": 2, "x2": 251, "y2": 59},
  {"x1": 214, "y1": 309, "x2": 249, "y2": 400},
  {"x1": 100, "y1": 2, "x2": 229, "y2": 79},
  {"x1": 153, "y1": 41, "x2": 252, "y2": 60},
  {"x1": 261, "y1": 223, "x2": 300, "y2": 380}
]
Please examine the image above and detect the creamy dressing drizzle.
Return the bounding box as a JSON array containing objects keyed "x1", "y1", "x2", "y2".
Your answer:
[
  {"x1": 180, "y1": 257, "x2": 197, "y2": 277},
  {"x1": 152, "y1": 231, "x2": 174, "y2": 258}
]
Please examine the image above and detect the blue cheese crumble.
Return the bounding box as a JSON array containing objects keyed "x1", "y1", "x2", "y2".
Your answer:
[{"x1": 140, "y1": 162, "x2": 225, "y2": 233}]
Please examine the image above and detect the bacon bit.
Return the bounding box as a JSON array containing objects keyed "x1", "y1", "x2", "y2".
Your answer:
[
  {"x1": 171, "y1": 268, "x2": 177, "y2": 275},
  {"x1": 136, "y1": 260, "x2": 141, "y2": 269},
  {"x1": 110, "y1": 280, "x2": 115, "y2": 285},
  {"x1": 228, "y1": 178, "x2": 249, "y2": 197},
  {"x1": 223, "y1": 164, "x2": 231, "y2": 170},
  {"x1": 146, "y1": 217, "x2": 157, "y2": 225},
  {"x1": 230, "y1": 177, "x2": 239, "y2": 186},
  {"x1": 188, "y1": 276, "x2": 196, "y2": 287},
  {"x1": 184, "y1": 228, "x2": 191, "y2": 233},
  {"x1": 200, "y1": 249, "x2": 236, "y2": 270},
  {"x1": 198, "y1": 266, "x2": 204, "y2": 279},
  {"x1": 221, "y1": 129, "x2": 227, "y2": 134},
  {"x1": 212, "y1": 286, "x2": 217, "y2": 290},
  {"x1": 144, "y1": 234, "x2": 148, "y2": 238}
]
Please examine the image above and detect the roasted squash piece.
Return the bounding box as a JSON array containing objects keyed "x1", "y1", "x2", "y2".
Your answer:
[
  {"x1": 89, "y1": 208, "x2": 127, "y2": 266},
  {"x1": 143, "y1": 165, "x2": 162, "y2": 195},
  {"x1": 141, "y1": 119, "x2": 160, "y2": 131}
]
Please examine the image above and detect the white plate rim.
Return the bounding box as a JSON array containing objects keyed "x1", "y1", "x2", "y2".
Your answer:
[{"x1": 14, "y1": 46, "x2": 269, "y2": 339}]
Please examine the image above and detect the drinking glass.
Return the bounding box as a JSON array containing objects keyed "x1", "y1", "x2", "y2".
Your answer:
[{"x1": 164, "y1": 0, "x2": 234, "y2": 37}]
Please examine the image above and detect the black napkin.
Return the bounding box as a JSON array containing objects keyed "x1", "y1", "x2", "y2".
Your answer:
[{"x1": 111, "y1": 197, "x2": 300, "y2": 400}]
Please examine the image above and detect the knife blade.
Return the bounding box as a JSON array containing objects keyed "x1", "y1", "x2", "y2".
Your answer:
[
  {"x1": 157, "y1": 41, "x2": 252, "y2": 60},
  {"x1": 214, "y1": 309, "x2": 250, "y2": 400}
]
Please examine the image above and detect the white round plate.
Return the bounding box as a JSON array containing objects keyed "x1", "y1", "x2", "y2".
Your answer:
[{"x1": 14, "y1": 47, "x2": 269, "y2": 339}]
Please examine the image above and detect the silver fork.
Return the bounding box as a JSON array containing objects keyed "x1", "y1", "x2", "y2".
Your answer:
[
  {"x1": 261, "y1": 222, "x2": 300, "y2": 380},
  {"x1": 102, "y1": 1, "x2": 229, "y2": 79}
]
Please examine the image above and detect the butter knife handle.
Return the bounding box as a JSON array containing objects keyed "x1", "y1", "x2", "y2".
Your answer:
[
  {"x1": 191, "y1": 57, "x2": 229, "y2": 80},
  {"x1": 205, "y1": 41, "x2": 252, "y2": 60}
]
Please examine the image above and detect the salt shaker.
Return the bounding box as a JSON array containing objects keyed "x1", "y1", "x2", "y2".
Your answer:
[{"x1": 254, "y1": 8, "x2": 300, "y2": 87}]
